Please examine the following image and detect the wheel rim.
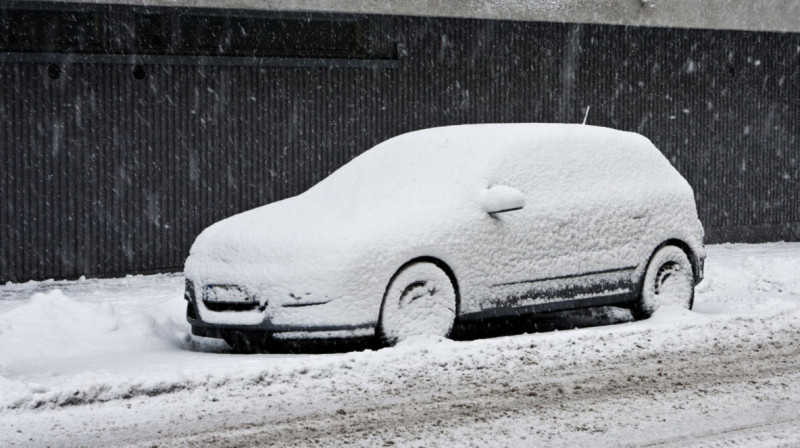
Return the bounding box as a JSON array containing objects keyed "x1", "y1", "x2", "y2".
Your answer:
[
  {"x1": 654, "y1": 261, "x2": 682, "y2": 295},
  {"x1": 640, "y1": 247, "x2": 694, "y2": 315},
  {"x1": 653, "y1": 261, "x2": 692, "y2": 305},
  {"x1": 380, "y1": 263, "x2": 456, "y2": 344}
]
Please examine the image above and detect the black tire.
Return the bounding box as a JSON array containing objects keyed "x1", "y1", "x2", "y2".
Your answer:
[
  {"x1": 631, "y1": 245, "x2": 695, "y2": 320},
  {"x1": 378, "y1": 262, "x2": 457, "y2": 346}
]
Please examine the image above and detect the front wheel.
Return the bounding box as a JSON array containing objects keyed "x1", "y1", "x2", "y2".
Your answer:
[
  {"x1": 378, "y1": 262, "x2": 457, "y2": 346},
  {"x1": 631, "y1": 245, "x2": 694, "y2": 320}
]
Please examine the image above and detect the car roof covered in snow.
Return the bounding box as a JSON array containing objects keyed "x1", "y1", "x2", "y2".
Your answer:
[{"x1": 306, "y1": 123, "x2": 670, "y2": 202}]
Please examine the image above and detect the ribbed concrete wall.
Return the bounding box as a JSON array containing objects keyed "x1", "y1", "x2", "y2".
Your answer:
[{"x1": 1, "y1": 6, "x2": 799, "y2": 282}]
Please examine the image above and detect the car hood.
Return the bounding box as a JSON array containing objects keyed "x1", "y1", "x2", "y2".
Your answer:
[
  {"x1": 183, "y1": 195, "x2": 354, "y2": 301},
  {"x1": 188, "y1": 195, "x2": 345, "y2": 266},
  {"x1": 185, "y1": 187, "x2": 482, "y2": 289}
]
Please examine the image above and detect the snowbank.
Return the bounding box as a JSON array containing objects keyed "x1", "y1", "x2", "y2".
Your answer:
[
  {"x1": 0, "y1": 275, "x2": 201, "y2": 408},
  {"x1": 0, "y1": 290, "x2": 178, "y2": 360}
]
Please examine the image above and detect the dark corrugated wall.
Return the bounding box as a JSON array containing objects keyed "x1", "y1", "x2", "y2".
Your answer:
[{"x1": 1, "y1": 7, "x2": 799, "y2": 283}]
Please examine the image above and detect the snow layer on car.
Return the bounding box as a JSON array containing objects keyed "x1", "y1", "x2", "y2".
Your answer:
[{"x1": 184, "y1": 124, "x2": 704, "y2": 328}]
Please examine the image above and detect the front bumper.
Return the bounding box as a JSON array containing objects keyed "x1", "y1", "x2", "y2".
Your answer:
[{"x1": 184, "y1": 280, "x2": 376, "y2": 339}]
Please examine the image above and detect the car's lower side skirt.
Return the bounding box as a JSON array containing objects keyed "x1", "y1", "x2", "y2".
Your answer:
[{"x1": 458, "y1": 291, "x2": 637, "y2": 322}]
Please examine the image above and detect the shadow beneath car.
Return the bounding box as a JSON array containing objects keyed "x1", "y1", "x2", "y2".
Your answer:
[
  {"x1": 265, "y1": 337, "x2": 383, "y2": 354},
  {"x1": 450, "y1": 305, "x2": 633, "y2": 341},
  {"x1": 216, "y1": 306, "x2": 635, "y2": 355}
]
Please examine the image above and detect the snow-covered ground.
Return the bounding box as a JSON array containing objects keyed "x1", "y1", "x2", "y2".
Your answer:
[{"x1": 2, "y1": 243, "x2": 800, "y2": 447}]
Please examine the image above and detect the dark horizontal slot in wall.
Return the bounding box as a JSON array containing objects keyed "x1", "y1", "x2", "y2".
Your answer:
[
  {"x1": 0, "y1": 52, "x2": 402, "y2": 68},
  {"x1": 0, "y1": 8, "x2": 102, "y2": 53},
  {"x1": 0, "y1": 4, "x2": 397, "y2": 60},
  {"x1": 1, "y1": 3, "x2": 799, "y2": 283},
  {"x1": 178, "y1": 15, "x2": 370, "y2": 58}
]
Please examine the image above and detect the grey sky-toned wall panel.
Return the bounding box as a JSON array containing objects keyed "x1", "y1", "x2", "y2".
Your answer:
[
  {"x1": 34, "y1": 0, "x2": 800, "y2": 34},
  {"x1": 1, "y1": 5, "x2": 799, "y2": 283}
]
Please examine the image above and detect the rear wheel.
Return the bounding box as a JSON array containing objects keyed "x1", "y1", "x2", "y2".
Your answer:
[
  {"x1": 632, "y1": 245, "x2": 694, "y2": 320},
  {"x1": 378, "y1": 262, "x2": 457, "y2": 345}
]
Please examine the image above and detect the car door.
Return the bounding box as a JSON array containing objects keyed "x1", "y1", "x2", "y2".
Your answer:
[
  {"x1": 460, "y1": 148, "x2": 594, "y2": 316},
  {"x1": 462, "y1": 143, "x2": 641, "y2": 317}
]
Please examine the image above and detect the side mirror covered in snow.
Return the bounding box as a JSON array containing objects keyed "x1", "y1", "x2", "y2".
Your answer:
[{"x1": 483, "y1": 185, "x2": 525, "y2": 215}]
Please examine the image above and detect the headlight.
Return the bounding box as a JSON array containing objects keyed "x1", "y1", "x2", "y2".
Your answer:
[{"x1": 204, "y1": 285, "x2": 254, "y2": 304}]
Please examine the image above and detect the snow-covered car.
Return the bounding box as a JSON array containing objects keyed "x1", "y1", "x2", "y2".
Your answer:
[{"x1": 184, "y1": 124, "x2": 705, "y2": 351}]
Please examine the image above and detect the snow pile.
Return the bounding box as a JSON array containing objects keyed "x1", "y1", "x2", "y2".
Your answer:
[
  {"x1": 0, "y1": 290, "x2": 180, "y2": 357},
  {"x1": 695, "y1": 243, "x2": 800, "y2": 314},
  {"x1": 0, "y1": 287, "x2": 191, "y2": 408}
]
